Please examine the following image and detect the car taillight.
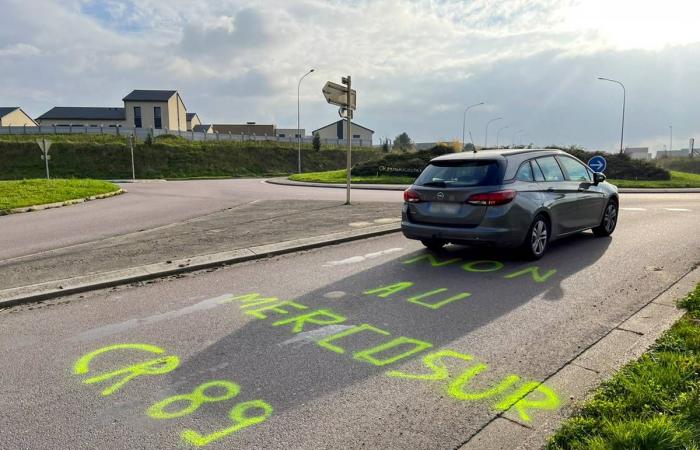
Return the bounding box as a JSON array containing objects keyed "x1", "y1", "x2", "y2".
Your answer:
[
  {"x1": 467, "y1": 190, "x2": 517, "y2": 206},
  {"x1": 403, "y1": 189, "x2": 421, "y2": 203}
]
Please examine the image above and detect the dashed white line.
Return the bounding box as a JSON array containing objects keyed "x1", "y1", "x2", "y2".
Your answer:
[
  {"x1": 664, "y1": 208, "x2": 692, "y2": 212},
  {"x1": 621, "y1": 207, "x2": 646, "y2": 211},
  {"x1": 324, "y1": 248, "x2": 404, "y2": 267}
]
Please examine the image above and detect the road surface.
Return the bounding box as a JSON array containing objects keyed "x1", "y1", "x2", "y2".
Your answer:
[{"x1": 1, "y1": 193, "x2": 698, "y2": 449}]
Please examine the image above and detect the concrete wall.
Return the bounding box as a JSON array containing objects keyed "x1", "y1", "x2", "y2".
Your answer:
[
  {"x1": 34, "y1": 119, "x2": 126, "y2": 127},
  {"x1": 0, "y1": 108, "x2": 36, "y2": 127}
]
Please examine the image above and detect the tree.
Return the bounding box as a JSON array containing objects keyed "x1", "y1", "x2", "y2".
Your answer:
[
  {"x1": 381, "y1": 139, "x2": 390, "y2": 153},
  {"x1": 393, "y1": 132, "x2": 412, "y2": 152},
  {"x1": 463, "y1": 142, "x2": 476, "y2": 152},
  {"x1": 312, "y1": 133, "x2": 321, "y2": 152}
]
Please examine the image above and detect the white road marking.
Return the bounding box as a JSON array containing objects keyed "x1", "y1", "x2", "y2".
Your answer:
[
  {"x1": 621, "y1": 207, "x2": 646, "y2": 211},
  {"x1": 323, "y1": 248, "x2": 404, "y2": 267},
  {"x1": 373, "y1": 218, "x2": 401, "y2": 224},
  {"x1": 348, "y1": 221, "x2": 373, "y2": 228},
  {"x1": 279, "y1": 325, "x2": 354, "y2": 346},
  {"x1": 664, "y1": 208, "x2": 692, "y2": 211},
  {"x1": 323, "y1": 291, "x2": 347, "y2": 299}
]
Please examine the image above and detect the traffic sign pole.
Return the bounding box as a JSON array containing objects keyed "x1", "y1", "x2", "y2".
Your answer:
[
  {"x1": 129, "y1": 134, "x2": 136, "y2": 181},
  {"x1": 37, "y1": 138, "x2": 52, "y2": 179},
  {"x1": 344, "y1": 76, "x2": 352, "y2": 206}
]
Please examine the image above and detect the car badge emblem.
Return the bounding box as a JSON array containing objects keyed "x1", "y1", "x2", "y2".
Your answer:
[{"x1": 436, "y1": 192, "x2": 445, "y2": 200}]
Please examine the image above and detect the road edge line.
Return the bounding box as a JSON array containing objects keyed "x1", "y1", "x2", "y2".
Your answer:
[{"x1": 0, "y1": 223, "x2": 401, "y2": 308}]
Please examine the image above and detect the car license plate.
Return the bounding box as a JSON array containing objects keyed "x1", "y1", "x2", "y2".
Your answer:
[{"x1": 429, "y1": 202, "x2": 460, "y2": 214}]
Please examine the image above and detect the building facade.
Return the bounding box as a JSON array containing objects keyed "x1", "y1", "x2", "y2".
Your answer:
[
  {"x1": 312, "y1": 120, "x2": 373, "y2": 144},
  {"x1": 212, "y1": 123, "x2": 276, "y2": 136},
  {"x1": 276, "y1": 128, "x2": 305, "y2": 138},
  {"x1": 623, "y1": 147, "x2": 651, "y2": 160},
  {"x1": 123, "y1": 90, "x2": 187, "y2": 131},
  {"x1": 36, "y1": 107, "x2": 126, "y2": 127},
  {"x1": 0, "y1": 107, "x2": 37, "y2": 126},
  {"x1": 186, "y1": 113, "x2": 201, "y2": 131}
]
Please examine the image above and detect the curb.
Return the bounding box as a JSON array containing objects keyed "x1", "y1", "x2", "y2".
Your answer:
[
  {"x1": 0, "y1": 188, "x2": 125, "y2": 216},
  {"x1": 459, "y1": 265, "x2": 700, "y2": 450},
  {"x1": 0, "y1": 223, "x2": 401, "y2": 308},
  {"x1": 267, "y1": 178, "x2": 700, "y2": 194}
]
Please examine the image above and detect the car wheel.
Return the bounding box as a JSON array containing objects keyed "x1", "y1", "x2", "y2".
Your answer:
[
  {"x1": 521, "y1": 215, "x2": 549, "y2": 260},
  {"x1": 421, "y1": 239, "x2": 446, "y2": 251},
  {"x1": 593, "y1": 200, "x2": 618, "y2": 237}
]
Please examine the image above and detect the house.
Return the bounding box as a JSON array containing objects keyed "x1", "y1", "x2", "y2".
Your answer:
[
  {"x1": 276, "y1": 128, "x2": 305, "y2": 138},
  {"x1": 186, "y1": 112, "x2": 201, "y2": 131},
  {"x1": 656, "y1": 149, "x2": 690, "y2": 158},
  {"x1": 123, "y1": 90, "x2": 187, "y2": 131},
  {"x1": 36, "y1": 107, "x2": 126, "y2": 127},
  {"x1": 212, "y1": 123, "x2": 275, "y2": 136},
  {"x1": 0, "y1": 107, "x2": 37, "y2": 126},
  {"x1": 623, "y1": 147, "x2": 651, "y2": 160},
  {"x1": 312, "y1": 120, "x2": 373, "y2": 144},
  {"x1": 193, "y1": 124, "x2": 213, "y2": 133}
]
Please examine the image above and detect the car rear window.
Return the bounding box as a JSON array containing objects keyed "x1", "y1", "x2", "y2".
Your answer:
[{"x1": 415, "y1": 160, "x2": 501, "y2": 187}]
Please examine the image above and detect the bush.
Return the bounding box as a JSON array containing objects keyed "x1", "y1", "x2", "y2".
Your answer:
[
  {"x1": 351, "y1": 144, "x2": 454, "y2": 177},
  {"x1": 552, "y1": 147, "x2": 670, "y2": 180},
  {"x1": 655, "y1": 158, "x2": 700, "y2": 175}
]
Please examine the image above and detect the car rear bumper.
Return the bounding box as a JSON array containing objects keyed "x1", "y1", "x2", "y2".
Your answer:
[{"x1": 401, "y1": 220, "x2": 525, "y2": 247}]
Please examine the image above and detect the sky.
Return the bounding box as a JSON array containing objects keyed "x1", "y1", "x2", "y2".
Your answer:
[{"x1": 1, "y1": 0, "x2": 699, "y2": 153}]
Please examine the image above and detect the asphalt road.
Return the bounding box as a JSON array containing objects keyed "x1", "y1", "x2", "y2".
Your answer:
[
  {"x1": 1, "y1": 194, "x2": 698, "y2": 449},
  {"x1": 0, "y1": 179, "x2": 400, "y2": 260}
]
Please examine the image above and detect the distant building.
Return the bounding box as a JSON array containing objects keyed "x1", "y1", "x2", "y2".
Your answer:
[
  {"x1": 0, "y1": 107, "x2": 37, "y2": 126},
  {"x1": 212, "y1": 123, "x2": 276, "y2": 136},
  {"x1": 414, "y1": 142, "x2": 438, "y2": 151},
  {"x1": 656, "y1": 149, "x2": 690, "y2": 158},
  {"x1": 186, "y1": 113, "x2": 201, "y2": 131},
  {"x1": 312, "y1": 120, "x2": 373, "y2": 144},
  {"x1": 36, "y1": 107, "x2": 126, "y2": 127},
  {"x1": 276, "y1": 128, "x2": 305, "y2": 138},
  {"x1": 623, "y1": 147, "x2": 651, "y2": 160},
  {"x1": 123, "y1": 90, "x2": 187, "y2": 131},
  {"x1": 192, "y1": 124, "x2": 213, "y2": 134}
]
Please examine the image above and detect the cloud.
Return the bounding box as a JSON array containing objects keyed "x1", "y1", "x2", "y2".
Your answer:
[{"x1": 0, "y1": 43, "x2": 40, "y2": 57}]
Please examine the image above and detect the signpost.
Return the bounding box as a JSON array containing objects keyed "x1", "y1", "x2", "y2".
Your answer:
[
  {"x1": 323, "y1": 77, "x2": 356, "y2": 205},
  {"x1": 129, "y1": 134, "x2": 136, "y2": 181},
  {"x1": 588, "y1": 155, "x2": 607, "y2": 173},
  {"x1": 690, "y1": 138, "x2": 695, "y2": 158},
  {"x1": 36, "y1": 138, "x2": 52, "y2": 179}
]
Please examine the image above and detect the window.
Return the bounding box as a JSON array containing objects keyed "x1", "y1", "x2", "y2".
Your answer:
[
  {"x1": 536, "y1": 157, "x2": 565, "y2": 181},
  {"x1": 134, "y1": 107, "x2": 142, "y2": 128},
  {"x1": 154, "y1": 107, "x2": 162, "y2": 129},
  {"x1": 415, "y1": 160, "x2": 501, "y2": 187},
  {"x1": 353, "y1": 134, "x2": 361, "y2": 138},
  {"x1": 278, "y1": 133, "x2": 286, "y2": 138},
  {"x1": 531, "y1": 160, "x2": 545, "y2": 181},
  {"x1": 515, "y1": 161, "x2": 534, "y2": 181},
  {"x1": 557, "y1": 156, "x2": 591, "y2": 181}
]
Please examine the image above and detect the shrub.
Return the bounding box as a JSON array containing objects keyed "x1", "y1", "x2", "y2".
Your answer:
[
  {"x1": 552, "y1": 147, "x2": 670, "y2": 180},
  {"x1": 655, "y1": 158, "x2": 700, "y2": 175},
  {"x1": 351, "y1": 144, "x2": 454, "y2": 177}
]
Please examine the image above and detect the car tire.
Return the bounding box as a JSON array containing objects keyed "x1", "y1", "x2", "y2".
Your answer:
[
  {"x1": 521, "y1": 214, "x2": 549, "y2": 260},
  {"x1": 592, "y1": 200, "x2": 618, "y2": 237},
  {"x1": 421, "y1": 239, "x2": 446, "y2": 251}
]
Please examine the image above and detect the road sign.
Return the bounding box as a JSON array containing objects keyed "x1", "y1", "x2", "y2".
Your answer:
[
  {"x1": 322, "y1": 81, "x2": 356, "y2": 110},
  {"x1": 588, "y1": 155, "x2": 607, "y2": 173},
  {"x1": 36, "y1": 138, "x2": 52, "y2": 179}
]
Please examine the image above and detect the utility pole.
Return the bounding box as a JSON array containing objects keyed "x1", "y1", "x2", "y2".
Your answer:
[
  {"x1": 297, "y1": 69, "x2": 315, "y2": 173},
  {"x1": 597, "y1": 77, "x2": 626, "y2": 154},
  {"x1": 484, "y1": 117, "x2": 502, "y2": 149},
  {"x1": 669, "y1": 125, "x2": 673, "y2": 155},
  {"x1": 461, "y1": 102, "x2": 484, "y2": 150},
  {"x1": 343, "y1": 75, "x2": 352, "y2": 205}
]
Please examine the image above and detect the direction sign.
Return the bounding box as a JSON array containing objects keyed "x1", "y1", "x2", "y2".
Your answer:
[
  {"x1": 322, "y1": 81, "x2": 356, "y2": 110},
  {"x1": 588, "y1": 155, "x2": 607, "y2": 173}
]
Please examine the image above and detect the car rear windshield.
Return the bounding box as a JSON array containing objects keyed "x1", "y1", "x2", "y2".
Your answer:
[{"x1": 415, "y1": 160, "x2": 501, "y2": 187}]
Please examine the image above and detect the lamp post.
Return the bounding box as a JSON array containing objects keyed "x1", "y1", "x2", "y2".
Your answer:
[
  {"x1": 484, "y1": 117, "x2": 502, "y2": 149},
  {"x1": 297, "y1": 68, "x2": 315, "y2": 173},
  {"x1": 496, "y1": 125, "x2": 509, "y2": 149},
  {"x1": 597, "y1": 77, "x2": 626, "y2": 154},
  {"x1": 461, "y1": 102, "x2": 484, "y2": 150},
  {"x1": 512, "y1": 129, "x2": 524, "y2": 148},
  {"x1": 669, "y1": 125, "x2": 673, "y2": 154}
]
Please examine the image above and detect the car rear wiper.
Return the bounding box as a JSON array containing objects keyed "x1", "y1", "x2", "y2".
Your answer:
[{"x1": 421, "y1": 181, "x2": 447, "y2": 187}]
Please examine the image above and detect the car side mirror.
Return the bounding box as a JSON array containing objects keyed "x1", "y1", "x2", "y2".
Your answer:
[{"x1": 593, "y1": 172, "x2": 606, "y2": 185}]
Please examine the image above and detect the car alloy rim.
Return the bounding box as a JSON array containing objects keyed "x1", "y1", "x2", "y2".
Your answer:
[
  {"x1": 604, "y1": 203, "x2": 617, "y2": 233},
  {"x1": 531, "y1": 220, "x2": 547, "y2": 255}
]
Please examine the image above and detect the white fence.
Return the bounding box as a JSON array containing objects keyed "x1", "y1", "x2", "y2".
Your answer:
[{"x1": 0, "y1": 126, "x2": 373, "y2": 147}]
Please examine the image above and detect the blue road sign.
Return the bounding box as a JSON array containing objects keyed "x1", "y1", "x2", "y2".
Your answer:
[{"x1": 588, "y1": 155, "x2": 607, "y2": 173}]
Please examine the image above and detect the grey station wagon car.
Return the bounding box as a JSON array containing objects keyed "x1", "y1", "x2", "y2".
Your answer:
[{"x1": 401, "y1": 148, "x2": 619, "y2": 259}]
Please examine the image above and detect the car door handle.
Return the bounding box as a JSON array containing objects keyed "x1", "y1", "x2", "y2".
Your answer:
[{"x1": 547, "y1": 187, "x2": 555, "y2": 192}]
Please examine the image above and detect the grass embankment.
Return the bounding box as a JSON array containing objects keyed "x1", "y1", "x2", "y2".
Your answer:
[
  {"x1": 609, "y1": 171, "x2": 700, "y2": 188},
  {"x1": 289, "y1": 169, "x2": 415, "y2": 185},
  {"x1": 548, "y1": 283, "x2": 700, "y2": 449},
  {"x1": 0, "y1": 179, "x2": 120, "y2": 211},
  {"x1": 0, "y1": 137, "x2": 380, "y2": 180}
]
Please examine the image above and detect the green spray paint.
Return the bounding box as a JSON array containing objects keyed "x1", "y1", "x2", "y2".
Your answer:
[
  {"x1": 73, "y1": 343, "x2": 180, "y2": 396},
  {"x1": 317, "y1": 324, "x2": 391, "y2": 354},
  {"x1": 462, "y1": 260, "x2": 504, "y2": 273},
  {"x1": 244, "y1": 300, "x2": 308, "y2": 319},
  {"x1": 148, "y1": 380, "x2": 241, "y2": 420},
  {"x1": 218, "y1": 293, "x2": 279, "y2": 306},
  {"x1": 447, "y1": 363, "x2": 521, "y2": 401},
  {"x1": 406, "y1": 289, "x2": 471, "y2": 309},
  {"x1": 354, "y1": 337, "x2": 433, "y2": 367},
  {"x1": 272, "y1": 309, "x2": 347, "y2": 333},
  {"x1": 504, "y1": 266, "x2": 557, "y2": 283},
  {"x1": 402, "y1": 254, "x2": 461, "y2": 267},
  {"x1": 495, "y1": 382, "x2": 560, "y2": 422},
  {"x1": 386, "y1": 350, "x2": 474, "y2": 381},
  {"x1": 363, "y1": 281, "x2": 414, "y2": 298},
  {"x1": 181, "y1": 400, "x2": 273, "y2": 447}
]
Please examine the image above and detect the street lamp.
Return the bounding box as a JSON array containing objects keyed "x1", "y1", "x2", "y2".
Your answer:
[
  {"x1": 669, "y1": 124, "x2": 673, "y2": 154},
  {"x1": 496, "y1": 125, "x2": 509, "y2": 149},
  {"x1": 297, "y1": 68, "x2": 315, "y2": 173},
  {"x1": 597, "y1": 77, "x2": 626, "y2": 154},
  {"x1": 512, "y1": 129, "x2": 524, "y2": 148},
  {"x1": 484, "y1": 117, "x2": 502, "y2": 149},
  {"x1": 462, "y1": 102, "x2": 484, "y2": 150}
]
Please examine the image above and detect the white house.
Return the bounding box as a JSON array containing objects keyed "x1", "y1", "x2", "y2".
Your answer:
[
  {"x1": 312, "y1": 120, "x2": 373, "y2": 145},
  {"x1": 623, "y1": 147, "x2": 651, "y2": 160}
]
